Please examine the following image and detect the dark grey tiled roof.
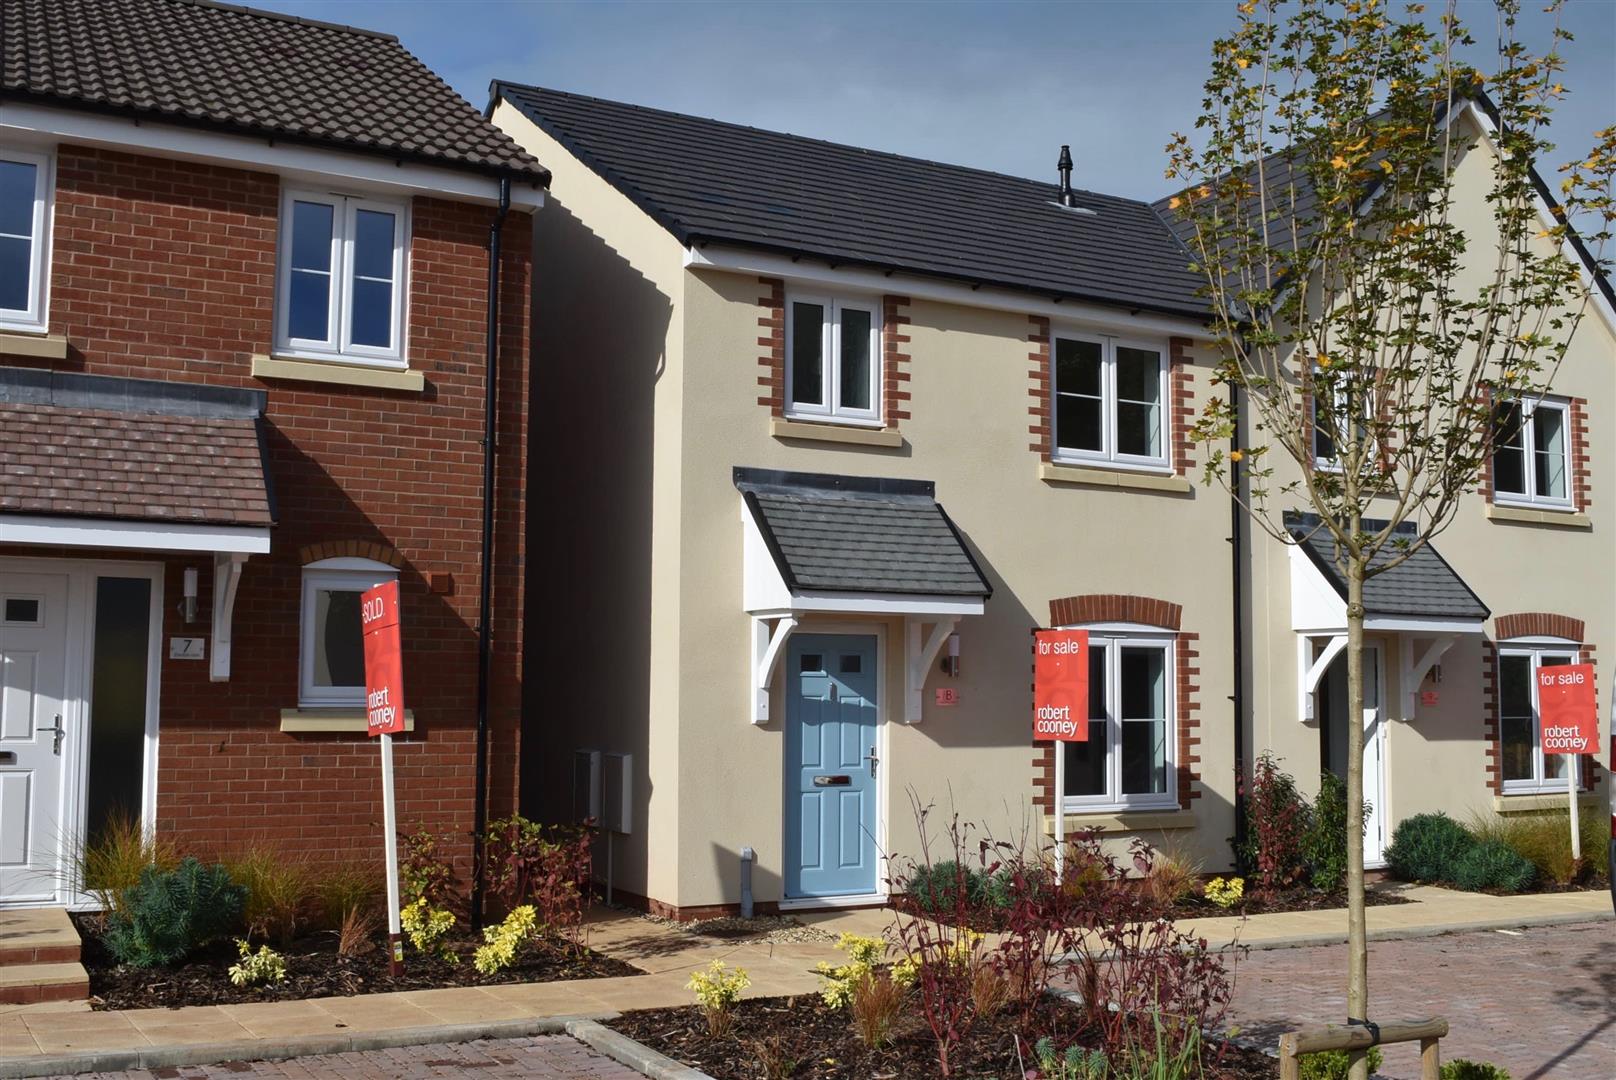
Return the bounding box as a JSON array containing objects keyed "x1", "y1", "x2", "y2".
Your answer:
[
  {"x1": 496, "y1": 83, "x2": 1208, "y2": 320},
  {"x1": 736, "y1": 469, "x2": 991, "y2": 598},
  {"x1": 1286, "y1": 512, "x2": 1488, "y2": 620},
  {"x1": 2, "y1": 0, "x2": 548, "y2": 182}
]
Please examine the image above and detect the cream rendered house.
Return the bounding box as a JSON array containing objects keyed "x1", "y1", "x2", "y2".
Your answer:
[{"x1": 492, "y1": 84, "x2": 1611, "y2": 916}]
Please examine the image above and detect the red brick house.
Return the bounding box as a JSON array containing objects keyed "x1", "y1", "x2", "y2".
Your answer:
[{"x1": 0, "y1": 0, "x2": 545, "y2": 908}]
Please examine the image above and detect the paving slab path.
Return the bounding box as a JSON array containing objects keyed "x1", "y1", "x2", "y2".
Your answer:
[
  {"x1": 1226, "y1": 920, "x2": 1615, "y2": 1080},
  {"x1": 32, "y1": 1034, "x2": 645, "y2": 1079}
]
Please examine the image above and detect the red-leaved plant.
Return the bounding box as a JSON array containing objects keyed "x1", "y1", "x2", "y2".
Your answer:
[
  {"x1": 480, "y1": 814, "x2": 595, "y2": 945},
  {"x1": 1241, "y1": 753, "x2": 1310, "y2": 894}
]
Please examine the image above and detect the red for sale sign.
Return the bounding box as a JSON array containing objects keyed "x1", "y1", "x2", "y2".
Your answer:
[
  {"x1": 1034, "y1": 629, "x2": 1089, "y2": 742},
  {"x1": 361, "y1": 580, "x2": 407, "y2": 737},
  {"x1": 1537, "y1": 663, "x2": 1597, "y2": 755}
]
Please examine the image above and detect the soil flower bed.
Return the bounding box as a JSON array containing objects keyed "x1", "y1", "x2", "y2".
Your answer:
[
  {"x1": 1168, "y1": 886, "x2": 1413, "y2": 918},
  {"x1": 612, "y1": 995, "x2": 1278, "y2": 1080},
  {"x1": 72, "y1": 912, "x2": 640, "y2": 1011}
]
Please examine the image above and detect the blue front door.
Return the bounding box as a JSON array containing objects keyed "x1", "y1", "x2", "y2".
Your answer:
[{"x1": 785, "y1": 634, "x2": 879, "y2": 898}]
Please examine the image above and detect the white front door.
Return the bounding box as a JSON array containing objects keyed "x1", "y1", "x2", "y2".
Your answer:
[
  {"x1": 0, "y1": 573, "x2": 72, "y2": 904},
  {"x1": 1322, "y1": 644, "x2": 1388, "y2": 867}
]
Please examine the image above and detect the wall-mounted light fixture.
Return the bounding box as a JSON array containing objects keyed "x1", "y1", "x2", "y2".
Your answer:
[
  {"x1": 181, "y1": 567, "x2": 199, "y2": 623},
  {"x1": 941, "y1": 632, "x2": 961, "y2": 677}
]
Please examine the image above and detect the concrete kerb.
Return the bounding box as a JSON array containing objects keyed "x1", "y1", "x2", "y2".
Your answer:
[
  {"x1": 1227, "y1": 906, "x2": 1615, "y2": 953},
  {"x1": 0, "y1": 1014, "x2": 611, "y2": 1079},
  {"x1": 567, "y1": 1019, "x2": 718, "y2": 1080}
]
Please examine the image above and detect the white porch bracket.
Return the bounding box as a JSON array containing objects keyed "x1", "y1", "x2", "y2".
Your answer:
[
  {"x1": 210, "y1": 551, "x2": 248, "y2": 682},
  {"x1": 1298, "y1": 633, "x2": 1347, "y2": 722},
  {"x1": 1401, "y1": 634, "x2": 1457, "y2": 719},
  {"x1": 750, "y1": 615, "x2": 799, "y2": 724},
  {"x1": 905, "y1": 617, "x2": 957, "y2": 723}
]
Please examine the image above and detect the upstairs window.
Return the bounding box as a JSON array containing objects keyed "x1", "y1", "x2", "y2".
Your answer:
[
  {"x1": 785, "y1": 293, "x2": 881, "y2": 425},
  {"x1": 299, "y1": 558, "x2": 398, "y2": 707},
  {"x1": 1052, "y1": 334, "x2": 1167, "y2": 469},
  {"x1": 0, "y1": 149, "x2": 51, "y2": 332},
  {"x1": 277, "y1": 189, "x2": 407, "y2": 366},
  {"x1": 1492, "y1": 397, "x2": 1569, "y2": 507}
]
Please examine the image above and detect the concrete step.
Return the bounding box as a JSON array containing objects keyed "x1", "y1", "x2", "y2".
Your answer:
[
  {"x1": 0, "y1": 961, "x2": 89, "y2": 1005},
  {"x1": 0, "y1": 908, "x2": 81, "y2": 966}
]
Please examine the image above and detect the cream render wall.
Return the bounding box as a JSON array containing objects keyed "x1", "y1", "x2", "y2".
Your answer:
[
  {"x1": 672, "y1": 270, "x2": 1239, "y2": 909},
  {"x1": 1245, "y1": 108, "x2": 1615, "y2": 835},
  {"x1": 495, "y1": 101, "x2": 691, "y2": 907}
]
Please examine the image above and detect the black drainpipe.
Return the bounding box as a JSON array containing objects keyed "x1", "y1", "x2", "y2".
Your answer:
[
  {"x1": 471, "y1": 176, "x2": 512, "y2": 932},
  {"x1": 1229, "y1": 381, "x2": 1248, "y2": 863}
]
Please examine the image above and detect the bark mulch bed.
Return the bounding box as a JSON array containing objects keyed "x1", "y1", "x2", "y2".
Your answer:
[
  {"x1": 71, "y1": 912, "x2": 641, "y2": 1011},
  {"x1": 1170, "y1": 887, "x2": 1414, "y2": 918},
  {"x1": 613, "y1": 995, "x2": 1276, "y2": 1080}
]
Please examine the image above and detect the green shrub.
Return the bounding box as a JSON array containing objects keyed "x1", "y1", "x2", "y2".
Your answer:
[
  {"x1": 906, "y1": 860, "x2": 985, "y2": 912},
  {"x1": 1452, "y1": 839, "x2": 1537, "y2": 892},
  {"x1": 225, "y1": 845, "x2": 313, "y2": 946},
  {"x1": 1471, "y1": 807, "x2": 1608, "y2": 886},
  {"x1": 1298, "y1": 1046, "x2": 1383, "y2": 1080},
  {"x1": 1441, "y1": 1059, "x2": 1511, "y2": 1080},
  {"x1": 1303, "y1": 771, "x2": 1358, "y2": 892},
  {"x1": 104, "y1": 857, "x2": 245, "y2": 967},
  {"x1": 1385, "y1": 813, "x2": 1476, "y2": 883}
]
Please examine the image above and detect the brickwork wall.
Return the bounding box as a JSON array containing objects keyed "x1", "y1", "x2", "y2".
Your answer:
[{"x1": 8, "y1": 144, "x2": 530, "y2": 876}]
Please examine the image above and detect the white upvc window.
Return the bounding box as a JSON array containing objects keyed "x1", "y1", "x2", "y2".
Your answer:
[
  {"x1": 276, "y1": 188, "x2": 408, "y2": 367},
  {"x1": 1060, "y1": 630, "x2": 1177, "y2": 812},
  {"x1": 1498, "y1": 642, "x2": 1580, "y2": 794},
  {"x1": 1311, "y1": 381, "x2": 1349, "y2": 470},
  {"x1": 0, "y1": 147, "x2": 52, "y2": 333},
  {"x1": 1492, "y1": 397, "x2": 1571, "y2": 508},
  {"x1": 298, "y1": 558, "x2": 398, "y2": 707},
  {"x1": 1051, "y1": 332, "x2": 1168, "y2": 470},
  {"x1": 784, "y1": 292, "x2": 881, "y2": 425}
]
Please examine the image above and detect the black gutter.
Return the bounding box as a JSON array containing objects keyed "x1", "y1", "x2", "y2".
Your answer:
[
  {"x1": 1229, "y1": 383, "x2": 1248, "y2": 863},
  {"x1": 470, "y1": 176, "x2": 512, "y2": 932}
]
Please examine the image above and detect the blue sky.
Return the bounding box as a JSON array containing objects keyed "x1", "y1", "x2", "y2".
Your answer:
[{"x1": 262, "y1": 0, "x2": 1614, "y2": 201}]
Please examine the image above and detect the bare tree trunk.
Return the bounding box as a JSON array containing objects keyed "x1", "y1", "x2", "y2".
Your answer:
[{"x1": 1345, "y1": 549, "x2": 1370, "y2": 1080}]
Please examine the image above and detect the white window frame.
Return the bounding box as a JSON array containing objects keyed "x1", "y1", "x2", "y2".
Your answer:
[
  {"x1": 298, "y1": 558, "x2": 398, "y2": 707},
  {"x1": 0, "y1": 147, "x2": 53, "y2": 334},
  {"x1": 1492, "y1": 396, "x2": 1573, "y2": 509},
  {"x1": 275, "y1": 187, "x2": 409, "y2": 368},
  {"x1": 1058, "y1": 626, "x2": 1178, "y2": 813},
  {"x1": 1498, "y1": 640, "x2": 1581, "y2": 795},
  {"x1": 1051, "y1": 331, "x2": 1170, "y2": 472},
  {"x1": 783, "y1": 290, "x2": 882, "y2": 426}
]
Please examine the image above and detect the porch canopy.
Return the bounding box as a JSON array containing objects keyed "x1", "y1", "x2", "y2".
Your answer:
[
  {"x1": 735, "y1": 466, "x2": 990, "y2": 724},
  {"x1": 1286, "y1": 510, "x2": 1488, "y2": 721},
  {"x1": 0, "y1": 367, "x2": 275, "y2": 680}
]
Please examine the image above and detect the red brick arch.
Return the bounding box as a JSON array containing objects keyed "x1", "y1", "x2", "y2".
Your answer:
[
  {"x1": 1494, "y1": 612, "x2": 1584, "y2": 642},
  {"x1": 1048, "y1": 594, "x2": 1182, "y2": 630},
  {"x1": 298, "y1": 540, "x2": 406, "y2": 569}
]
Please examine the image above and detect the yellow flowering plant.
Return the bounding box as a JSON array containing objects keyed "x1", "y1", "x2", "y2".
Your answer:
[
  {"x1": 473, "y1": 904, "x2": 537, "y2": 975},
  {"x1": 687, "y1": 959, "x2": 750, "y2": 1036},
  {"x1": 1204, "y1": 876, "x2": 1245, "y2": 910},
  {"x1": 227, "y1": 939, "x2": 287, "y2": 988},
  {"x1": 400, "y1": 896, "x2": 457, "y2": 964}
]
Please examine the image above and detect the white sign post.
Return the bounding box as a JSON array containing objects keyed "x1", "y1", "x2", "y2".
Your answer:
[{"x1": 361, "y1": 581, "x2": 408, "y2": 976}]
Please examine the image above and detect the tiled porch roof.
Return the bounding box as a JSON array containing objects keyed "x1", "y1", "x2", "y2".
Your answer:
[{"x1": 0, "y1": 370, "x2": 274, "y2": 528}]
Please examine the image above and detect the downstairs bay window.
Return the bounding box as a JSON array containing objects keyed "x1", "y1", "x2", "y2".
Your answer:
[
  {"x1": 299, "y1": 558, "x2": 398, "y2": 707},
  {"x1": 1063, "y1": 634, "x2": 1176, "y2": 811},
  {"x1": 1499, "y1": 643, "x2": 1579, "y2": 793}
]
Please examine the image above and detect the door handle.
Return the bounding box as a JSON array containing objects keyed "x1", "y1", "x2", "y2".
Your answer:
[
  {"x1": 865, "y1": 745, "x2": 878, "y2": 779},
  {"x1": 40, "y1": 715, "x2": 64, "y2": 755}
]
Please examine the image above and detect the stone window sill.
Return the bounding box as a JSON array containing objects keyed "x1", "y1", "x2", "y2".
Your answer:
[
  {"x1": 1492, "y1": 792, "x2": 1598, "y2": 813},
  {"x1": 279, "y1": 708, "x2": 415, "y2": 734},
  {"x1": 1041, "y1": 808, "x2": 1195, "y2": 833},
  {"x1": 1485, "y1": 503, "x2": 1590, "y2": 529},
  {"x1": 770, "y1": 417, "x2": 903, "y2": 448},
  {"x1": 0, "y1": 332, "x2": 69, "y2": 360},
  {"x1": 1040, "y1": 462, "x2": 1193, "y2": 494},
  {"x1": 252, "y1": 353, "x2": 425, "y2": 392}
]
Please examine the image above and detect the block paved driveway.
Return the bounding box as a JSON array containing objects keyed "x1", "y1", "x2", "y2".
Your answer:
[
  {"x1": 40, "y1": 1035, "x2": 644, "y2": 1080},
  {"x1": 1227, "y1": 919, "x2": 1615, "y2": 1080}
]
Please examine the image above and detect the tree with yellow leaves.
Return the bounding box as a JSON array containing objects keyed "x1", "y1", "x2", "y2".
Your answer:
[{"x1": 1164, "y1": 3, "x2": 1611, "y2": 1078}]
